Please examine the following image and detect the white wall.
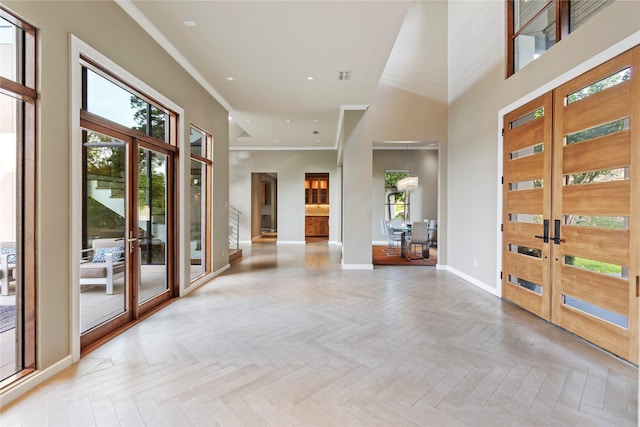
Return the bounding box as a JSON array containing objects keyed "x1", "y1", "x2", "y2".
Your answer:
[
  {"x1": 447, "y1": 1, "x2": 640, "y2": 290},
  {"x1": 229, "y1": 150, "x2": 340, "y2": 244}
]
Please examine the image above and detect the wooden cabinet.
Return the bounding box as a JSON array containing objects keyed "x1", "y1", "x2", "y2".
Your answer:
[
  {"x1": 305, "y1": 216, "x2": 329, "y2": 237},
  {"x1": 305, "y1": 175, "x2": 329, "y2": 204}
]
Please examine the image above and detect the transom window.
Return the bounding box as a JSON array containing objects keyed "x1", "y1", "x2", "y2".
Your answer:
[
  {"x1": 507, "y1": 0, "x2": 615, "y2": 76},
  {"x1": 82, "y1": 62, "x2": 175, "y2": 144}
]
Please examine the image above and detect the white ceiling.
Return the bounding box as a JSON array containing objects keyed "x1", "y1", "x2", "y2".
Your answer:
[{"x1": 120, "y1": 1, "x2": 442, "y2": 150}]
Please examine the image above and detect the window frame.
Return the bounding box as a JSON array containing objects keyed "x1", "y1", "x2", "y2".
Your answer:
[
  {"x1": 505, "y1": 0, "x2": 606, "y2": 78},
  {"x1": 0, "y1": 6, "x2": 37, "y2": 386},
  {"x1": 188, "y1": 125, "x2": 212, "y2": 281}
]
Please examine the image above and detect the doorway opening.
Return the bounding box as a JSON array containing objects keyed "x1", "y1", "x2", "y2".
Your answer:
[
  {"x1": 252, "y1": 173, "x2": 277, "y2": 242},
  {"x1": 305, "y1": 173, "x2": 330, "y2": 242}
]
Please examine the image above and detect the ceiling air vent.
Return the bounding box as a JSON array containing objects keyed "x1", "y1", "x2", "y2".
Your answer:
[
  {"x1": 313, "y1": 130, "x2": 319, "y2": 135},
  {"x1": 338, "y1": 70, "x2": 351, "y2": 81}
]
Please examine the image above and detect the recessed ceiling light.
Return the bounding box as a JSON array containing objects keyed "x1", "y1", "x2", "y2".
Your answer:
[
  {"x1": 226, "y1": 77, "x2": 234, "y2": 81},
  {"x1": 275, "y1": 139, "x2": 280, "y2": 143},
  {"x1": 286, "y1": 119, "x2": 294, "y2": 124},
  {"x1": 246, "y1": 119, "x2": 251, "y2": 123},
  {"x1": 316, "y1": 139, "x2": 321, "y2": 143},
  {"x1": 307, "y1": 76, "x2": 314, "y2": 81},
  {"x1": 182, "y1": 20, "x2": 196, "y2": 27},
  {"x1": 312, "y1": 119, "x2": 319, "y2": 123}
]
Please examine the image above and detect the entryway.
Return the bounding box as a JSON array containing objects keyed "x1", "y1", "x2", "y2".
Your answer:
[
  {"x1": 502, "y1": 46, "x2": 639, "y2": 363},
  {"x1": 251, "y1": 173, "x2": 278, "y2": 242},
  {"x1": 305, "y1": 173, "x2": 330, "y2": 242}
]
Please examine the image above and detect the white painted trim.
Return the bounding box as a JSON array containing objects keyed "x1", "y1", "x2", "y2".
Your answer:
[
  {"x1": 342, "y1": 263, "x2": 374, "y2": 270},
  {"x1": 328, "y1": 241, "x2": 342, "y2": 246},
  {"x1": 277, "y1": 241, "x2": 306, "y2": 245},
  {"x1": 372, "y1": 240, "x2": 388, "y2": 246},
  {"x1": 436, "y1": 263, "x2": 447, "y2": 270},
  {"x1": 69, "y1": 35, "x2": 82, "y2": 363},
  {"x1": 115, "y1": 0, "x2": 233, "y2": 113},
  {"x1": 334, "y1": 104, "x2": 370, "y2": 151},
  {"x1": 373, "y1": 146, "x2": 438, "y2": 151},
  {"x1": 70, "y1": 35, "x2": 185, "y2": 359},
  {"x1": 447, "y1": 266, "x2": 500, "y2": 297},
  {"x1": 496, "y1": 115, "x2": 504, "y2": 298},
  {"x1": 182, "y1": 264, "x2": 230, "y2": 296},
  {"x1": 230, "y1": 146, "x2": 337, "y2": 151},
  {"x1": 496, "y1": 31, "x2": 640, "y2": 299},
  {"x1": 0, "y1": 356, "x2": 73, "y2": 407}
]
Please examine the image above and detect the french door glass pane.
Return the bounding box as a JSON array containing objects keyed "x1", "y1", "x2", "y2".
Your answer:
[
  {"x1": 81, "y1": 131, "x2": 127, "y2": 333},
  {"x1": 138, "y1": 148, "x2": 168, "y2": 303},
  {"x1": 190, "y1": 160, "x2": 206, "y2": 279}
]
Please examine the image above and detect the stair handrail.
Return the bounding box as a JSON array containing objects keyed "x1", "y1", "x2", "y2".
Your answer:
[{"x1": 229, "y1": 205, "x2": 241, "y2": 250}]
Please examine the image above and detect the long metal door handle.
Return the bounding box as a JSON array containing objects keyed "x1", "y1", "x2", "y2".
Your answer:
[
  {"x1": 551, "y1": 219, "x2": 562, "y2": 244},
  {"x1": 534, "y1": 219, "x2": 549, "y2": 243}
]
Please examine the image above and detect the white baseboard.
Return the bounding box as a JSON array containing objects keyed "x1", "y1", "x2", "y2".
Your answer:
[
  {"x1": 342, "y1": 263, "x2": 374, "y2": 270},
  {"x1": 446, "y1": 265, "x2": 500, "y2": 297},
  {"x1": 436, "y1": 263, "x2": 446, "y2": 270},
  {"x1": 328, "y1": 241, "x2": 342, "y2": 246},
  {"x1": 0, "y1": 355, "x2": 73, "y2": 407},
  {"x1": 277, "y1": 241, "x2": 305, "y2": 245}
]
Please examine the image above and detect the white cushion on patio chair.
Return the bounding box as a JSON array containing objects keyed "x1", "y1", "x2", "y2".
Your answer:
[{"x1": 80, "y1": 238, "x2": 125, "y2": 295}]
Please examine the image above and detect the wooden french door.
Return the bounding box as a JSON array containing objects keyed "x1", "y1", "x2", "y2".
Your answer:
[
  {"x1": 503, "y1": 46, "x2": 639, "y2": 363},
  {"x1": 503, "y1": 93, "x2": 553, "y2": 321},
  {"x1": 80, "y1": 118, "x2": 175, "y2": 351}
]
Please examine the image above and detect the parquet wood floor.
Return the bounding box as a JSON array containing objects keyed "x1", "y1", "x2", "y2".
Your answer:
[{"x1": 1, "y1": 242, "x2": 637, "y2": 426}]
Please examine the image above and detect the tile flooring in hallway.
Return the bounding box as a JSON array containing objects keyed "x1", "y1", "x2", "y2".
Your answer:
[{"x1": 0, "y1": 242, "x2": 637, "y2": 426}]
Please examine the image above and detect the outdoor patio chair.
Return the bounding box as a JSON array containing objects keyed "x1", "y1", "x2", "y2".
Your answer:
[
  {"x1": 80, "y1": 238, "x2": 126, "y2": 295},
  {"x1": 0, "y1": 242, "x2": 16, "y2": 296}
]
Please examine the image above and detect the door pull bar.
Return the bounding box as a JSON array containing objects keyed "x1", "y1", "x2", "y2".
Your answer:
[
  {"x1": 534, "y1": 219, "x2": 549, "y2": 243},
  {"x1": 551, "y1": 219, "x2": 563, "y2": 245}
]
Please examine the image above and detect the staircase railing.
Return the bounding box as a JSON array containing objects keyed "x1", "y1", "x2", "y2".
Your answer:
[{"x1": 229, "y1": 205, "x2": 241, "y2": 250}]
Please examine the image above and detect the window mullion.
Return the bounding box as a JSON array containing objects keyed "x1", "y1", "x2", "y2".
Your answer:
[{"x1": 558, "y1": 0, "x2": 570, "y2": 41}]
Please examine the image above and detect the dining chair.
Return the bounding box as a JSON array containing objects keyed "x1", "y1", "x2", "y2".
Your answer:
[
  {"x1": 380, "y1": 219, "x2": 402, "y2": 255},
  {"x1": 406, "y1": 221, "x2": 430, "y2": 260}
]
